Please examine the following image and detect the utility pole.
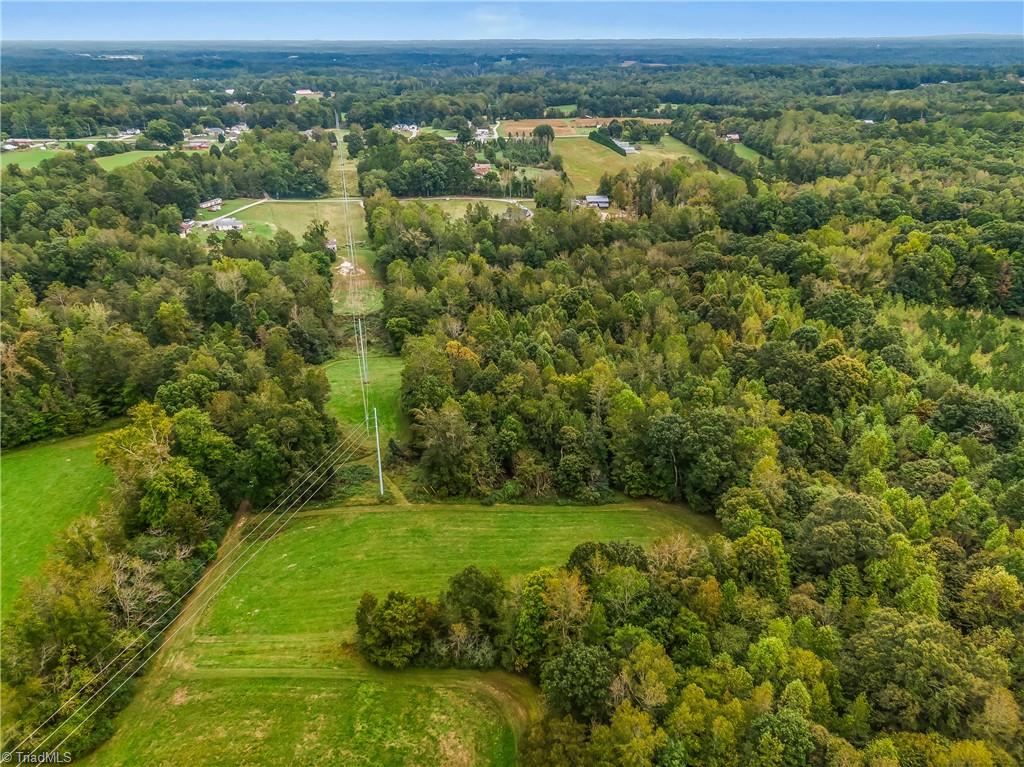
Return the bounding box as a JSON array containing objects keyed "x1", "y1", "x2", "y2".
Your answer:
[{"x1": 373, "y1": 407, "x2": 385, "y2": 496}]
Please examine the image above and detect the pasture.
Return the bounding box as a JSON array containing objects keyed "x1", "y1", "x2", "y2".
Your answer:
[
  {"x1": 403, "y1": 197, "x2": 534, "y2": 219},
  {"x1": 230, "y1": 199, "x2": 367, "y2": 244},
  {"x1": 1, "y1": 148, "x2": 165, "y2": 171},
  {"x1": 324, "y1": 352, "x2": 405, "y2": 442},
  {"x1": 499, "y1": 116, "x2": 670, "y2": 139},
  {"x1": 0, "y1": 431, "x2": 112, "y2": 615},
  {"x1": 554, "y1": 134, "x2": 708, "y2": 193},
  {"x1": 83, "y1": 501, "x2": 710, "y2": 767},
  {"x1": 195, "y1": 197, "x2": 259, "y2": 221}
]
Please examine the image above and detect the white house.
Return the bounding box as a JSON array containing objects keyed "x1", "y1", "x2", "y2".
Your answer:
[{"x1": 212, "y1": 217, "x2": 244, "y2": 232}]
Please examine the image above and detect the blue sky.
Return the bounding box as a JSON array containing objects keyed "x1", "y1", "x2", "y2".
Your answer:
[{"x1": 3, "y1": 2, "x2": 1021, "y2": 41}]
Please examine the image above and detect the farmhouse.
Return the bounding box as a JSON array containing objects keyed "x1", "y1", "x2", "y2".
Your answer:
[
  {"x1": 474, "y1": 127, "x2": 492, "y2": 141},
  {"x1": 723, "y1": 132, "x2": 742, "y2": 143},
  {"x1": 583, "y1": 195, "x2": 610, "y2": 209},
  {"x1": 199, "y1": 198, "x2": 223, "y2": 211},
  {"x1": 472, "y1": 163, "x2": 492, "y2": 177},
  {"x1": 294, "y1": 88, "x2": 322, "y2": 98},
  {"x1": 179, "y1": 219, "x2": 196, "y2": 237},
  {"x1": 212, "y1": 217, "x2": 244, "y2": 232}
]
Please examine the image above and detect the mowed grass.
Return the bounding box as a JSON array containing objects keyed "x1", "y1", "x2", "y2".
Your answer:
[
  {"x1": 403, "y1": 197, "x2": 534, "y2": 218},
  {"x1": 234, "y1": 200, "x2": 366, "y2": 244},
  {"x1": 1, "y1": 149, "x2": 165, "y2": 171},
  {"x1": 733, "y1": 142, "x2": 767, "y2": 163},
  {"x1": 83, "y1": 502, "x2": 708, "y2": 766},
  {"x1": 554, "y1": 135, "x2": 710, "y2": 193},
  {"x1": 324, "y1": 352, "x2": 404, "y2": 441},
  {"x1": 0, "y1": 432, "x2": 112, "y2": 616}
]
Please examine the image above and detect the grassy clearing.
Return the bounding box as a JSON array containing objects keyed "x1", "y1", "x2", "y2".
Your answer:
[
  {"x1": 403, "y1": 197, "x2": 534, "y2": 218},
  {"x1": 94, "y1": 151, "x2": 166, "y2": 170},
  {"x1": 555, "y1": 134, "x2": 708, "y2": 193},
  {"x1": 499, "y1": 116, "x2": 670, "y2": 139},
  {"x1": 733, "y1": 143, "x2": 767, "y2": 163},
  {"x1": 1, "y1": 149, "x2": 165, "y2": 171},
  {"x1": 548, "y1": 104, "x2": 577, "y2": 116},
  {"x1": 233, "y1": 200, "x2": 367, "y2": 244},
  {"x1": 84, "y1": 499, "x2": 707, "y2": 766},
  {"x1": 0, "y1": 432, "x2": 112, "y2": 616},
  {"x1": 324, "y1": 352, "x2": 405, "y2": 442}
]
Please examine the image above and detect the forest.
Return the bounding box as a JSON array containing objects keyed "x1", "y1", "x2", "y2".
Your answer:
[{"x1": 1, "y1": 40, "x2": 1022, "y2": 766}]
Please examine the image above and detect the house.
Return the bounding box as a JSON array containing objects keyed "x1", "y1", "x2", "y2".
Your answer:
[
  {"x1": 224, "y1": 88, "x2": 235, "y2": 96},
  {"x1": 613, "y1": 139, "x2": 637, "y2": 154},
  {"x1": 326, "y1": 239, "x2": 338, "y2": 252},
  {"x1": 185, "y1": 139, "x2": 210, "y2": 150},
  {"x1": 474, "y1": 127, "x2": 492, "y2": 141},
  {"x1": 444, "y1": 135, "x2": 459, "y2": 143},
  {"x1": 179, "y1": 219, "x2": 196, "y2": 237},
  {"x1": 212, "y1": 217, "x2": 244, "y2": 232},
  {"x1": 1, "y1": 143, "x2": 18, "y2": 151},
  {"x1": 199, "y1": 198, "x2": 223, "y2": 211},
  {"x1": 861, "y1": 119, "x2": 876, "y2": 125},
  {"x1": 208, "y1": 127, "x2": 225, "y2": 136},
  {"x1": 584, "y1": 195, "x2": 610, "y2": 209},
  {"x1": 294, "y1": 89, "x2": 323, "y2": 100},
  {"x1": 472, "y1": 163, "x2": 492, "y2": 177},
  {"x1": 724, "y1": 132, "x2": 741, "y2": 143}
]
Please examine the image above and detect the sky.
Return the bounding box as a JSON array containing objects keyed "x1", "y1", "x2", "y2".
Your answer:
[{"x1": 2, "y1": 1, "x2": 1022, "y2": 41}]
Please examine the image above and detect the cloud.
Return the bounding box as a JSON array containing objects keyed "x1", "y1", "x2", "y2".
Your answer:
[{"x1": 463, "y1": 5, "x2": 533, "y2": 38}]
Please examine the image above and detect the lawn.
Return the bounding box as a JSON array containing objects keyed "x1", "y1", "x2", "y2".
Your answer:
[
  {"x1": 1, "y1": 149, "x2": 165, "y2": 171},
  {"x1": 403, "y1": 197, "x2": 534, "y2": 219},
  {"x1": 554, "y1": 134, "x2": 711, "y2": 193},
  {"x1": 324, "y1": 352, "x2": 405, "y2": 442},
  {"x1": 83, "y1": 501, "x2": 709, "y2": 766},
  {"x1": 733, "y1": 143, "x2": 768, "y2": 163},
  {"x1": 94, "y1": 150, "x2": 166, "y2": 170},
  {"x1": 233, "y1": 200, "x2": 366, "y2": 244},
  {"x1": 547, "y1": 103, "x2": 577, "y2": 116},
  {"x1": 0, "y1": 432, "x2": 112, "y2": 616}
]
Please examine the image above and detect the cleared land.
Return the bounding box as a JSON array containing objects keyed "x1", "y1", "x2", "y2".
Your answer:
[
  {"x1": 500, "y1": 116, "x2": 670, "y2": 138},
  {"x1": 732, "y1": 142, "x2": 770, "y2": 164},
  {"x1": 1, "y1": 149, "x2": 165, "y2": 171},
  {"x1": 555, "y1": 134, "x2": 708, "y2": 193},
  {"x1": 82, "y1": 502, "x2": 710, "y2": 767},
  {"x1": 231, "y1": 200, "x2": 366, "y2": 244},
  {"x1": 402, "y1": 197, "x2": 534, "y2": 218},
  {"x1": 324, "y1": 352, "x2": 405, "y2": 442},
  {"x1": 0, "y1": 432, "x2": 112, "y2": 615},
  {"x1": 195, "y1": 197, "x2": 259, "y2": 221}
]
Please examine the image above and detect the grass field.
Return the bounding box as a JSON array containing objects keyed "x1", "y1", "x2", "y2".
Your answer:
[
  {"x1": 403, "y1": 197, "x2": 534, "y2": 219},
  {"x1": 554, "y1": 134, "x2": 709, "y2": 193},
  {"x1": 231, "y1": 200, "x2": 367, "y2": 244},
  {"x1": 547, "y1": 104, "x2": 577, "y2": 116},
  {"x1": 83, "y1": 501, "x2": 710, "y2": 766},
  {"x1": 733, "y1": 143, "x2": 768, "y2": 163},
  {"x1": 324, "y1": 352, "x2": 405, "y2": 442},
  {"x1": 1, "y1": 149, "x2": 165, "y2": 171},
  {"x1": 500, "y1": 116, "x2": 670, "y2": 138},
  {"x1": 0, "y1": 432, "x2": 112, "y2": 616}
]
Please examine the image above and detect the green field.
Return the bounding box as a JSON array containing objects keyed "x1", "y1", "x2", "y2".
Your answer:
[
  {"x1": 233, "y1": 200, "x2": 366, "y2": 244},
  {"x1": 554, "y1": 135, "x2": 711, "y2": 193},
  {"x1": 403, "y1": 197, "x2": 534, "y2": 219},
  {"x1": 324, "y1": 352, "x2": 405, "y2": 442},
  {"x1": 1, "y1": 148, "x2": 165, "y2": 171},
  {"x1": 83, "y1": 501, "x2": 710, "y2": 767},
  {"x1": 547, "y1": 104, "x2": 577, "y2": 115},
  {"x1": 94, "y1": 150, "x2": 166, "y2": 170},
  {"x1": 733, "y1": 143, "x2": 768, "y2": 163},
  {"x1": 0, "y1": 432, "x2": 112, "y2": 616}
]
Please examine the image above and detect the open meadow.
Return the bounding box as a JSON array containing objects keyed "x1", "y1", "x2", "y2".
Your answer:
[
  {"x1": 81, "y1": 501, "x2": 711, "y2": 767},
  {"x1": 499, "y1": 116, "x2": 670, "y2": 138},
  {"x1": 554, "y1": 134, "x2": 712, "y2": 193},
  {"x1": 227, "y1": 199, "x2": 366, "y2": 244},
  {"x1": 1, "y1": 148, "x2": 165, "y2": 171},
  {"x1": 324, "y1": 352, "x2": 405, "y2": 442},
  {"x1": 0, "y1": 431, "x2": 112, "y2": 615}
]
